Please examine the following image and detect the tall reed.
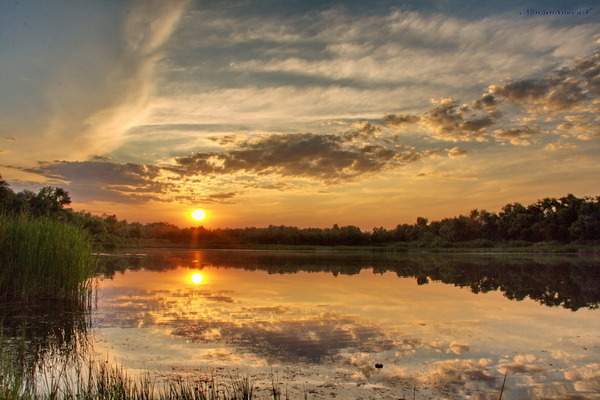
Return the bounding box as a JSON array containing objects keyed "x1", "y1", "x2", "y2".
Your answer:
[{"x1": 0, "y1": 214, "x2": 97, "y2": 302}]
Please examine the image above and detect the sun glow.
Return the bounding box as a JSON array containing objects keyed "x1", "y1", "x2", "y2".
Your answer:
[
  {"x1": 191, "y1": 209, "x2": 207, "y2": 221},
  {"x1": 190, "y1": 272, "x2": 204, "y2": 284}
]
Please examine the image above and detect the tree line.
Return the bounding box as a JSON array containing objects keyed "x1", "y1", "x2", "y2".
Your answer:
[{"x1": 1, "y1": 177, "x2": 599, "y2": 248}]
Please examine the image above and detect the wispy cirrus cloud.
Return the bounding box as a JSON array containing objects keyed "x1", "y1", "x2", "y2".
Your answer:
[
  {"x1": 143, "y1": 5, "x2": 598, "y2": 135},
  {"x1": 0, "y1": 0, "x2": 189, "y2": 166}
]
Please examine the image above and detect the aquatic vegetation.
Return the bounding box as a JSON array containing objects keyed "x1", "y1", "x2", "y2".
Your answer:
[
  {"x1": 0, "y1": 301, "x2": 91, "y2": 381},
  {"x1": 0, "y1": 355, "x2": 258, "y2": 400},
  {"x1": 0, "y1": 213, "x2": 97, "y2": 302},
  {"x1": 499, "y1": 369, "x2": 508, "y2": 400}
]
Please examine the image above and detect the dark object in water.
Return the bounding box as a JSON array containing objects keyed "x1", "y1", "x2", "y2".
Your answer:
[{"x1": 374, "y1": 363, "x2": 383, "y2": 369}]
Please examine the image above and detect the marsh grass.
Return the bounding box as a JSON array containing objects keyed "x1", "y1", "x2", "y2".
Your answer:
[
  {"x1": 0, "y1": 302, "x2": 91, "y2": 382},
  {"x1": 1, "y1": 324, "x2": 256, "y2": 400},
  {"x1": 0, "y1": 354, "x2": 259, "y2": 400},
  {"x1": 0, "y1": 214, "x2": 97, "y2": 302}
]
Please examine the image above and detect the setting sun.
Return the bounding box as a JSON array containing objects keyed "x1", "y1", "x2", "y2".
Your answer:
[
  {"x1": 190, "y1": 209, "x2": 207, "y2": 221},
  {"x1": 190, "y1": 272, "x2": 203, "y2": 284}
]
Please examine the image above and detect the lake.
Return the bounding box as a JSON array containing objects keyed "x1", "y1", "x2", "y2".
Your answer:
[{"x1": 2, "y1": 250, "x2": 599, "y2": 399}]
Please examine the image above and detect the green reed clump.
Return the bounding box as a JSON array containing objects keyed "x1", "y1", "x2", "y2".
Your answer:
[{"x1": 0, "y1": 214, "x2": 97, "y2": 302}]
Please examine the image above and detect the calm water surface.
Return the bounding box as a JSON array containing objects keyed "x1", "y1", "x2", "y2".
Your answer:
[{"x1": 3, "y1": 250, "x2": 600, "y2": 399}]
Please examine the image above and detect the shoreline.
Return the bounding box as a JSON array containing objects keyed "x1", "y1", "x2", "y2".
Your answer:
[{"x1": 110, "y1": 240, "x2": 600, "y2": 255}]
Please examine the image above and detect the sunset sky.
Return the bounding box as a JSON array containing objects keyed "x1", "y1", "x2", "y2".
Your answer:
[{"x1": 1, "y1": 0, "x2": 598, "y2": 229}]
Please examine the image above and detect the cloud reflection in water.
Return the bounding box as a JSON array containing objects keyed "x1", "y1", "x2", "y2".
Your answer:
[{"x1": 98, "y1": 285, "x2": 396, "y2": 363}]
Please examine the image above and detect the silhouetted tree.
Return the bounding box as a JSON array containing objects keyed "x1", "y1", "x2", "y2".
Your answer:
[
  {"x1": 30, "y1": 186, "x2": 71, "y2": 216},
  {"x1": 0, "y1": 177, "x2": 15, "y2": 211}
]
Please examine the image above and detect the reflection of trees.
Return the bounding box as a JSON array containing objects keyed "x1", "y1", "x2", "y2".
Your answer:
[
  {"x1": 386, "y1": 257, "x2": 599, "y2": 311},
  {"x1": 99, "y1": 251, "x2": 600, "y2": 311},
  {"x1": 0, "y1": 300, "x2": 90, "y2": 378}
]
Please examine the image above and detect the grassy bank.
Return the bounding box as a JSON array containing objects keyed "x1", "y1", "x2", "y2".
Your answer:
[{"x1": 0, "y1": 214, "x2": 97, "y2": 302}]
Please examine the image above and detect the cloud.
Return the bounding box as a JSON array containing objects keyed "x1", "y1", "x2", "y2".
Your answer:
[
  {"x1": 385, "y1": 98, "x2": 501, "y2": 142},
  {"x1": 190, "y1": 8, "x2": 597, "y2": 95},
  {"x1": 471, "y1": 94, "x2": 501, "y2": 111},
  {"x1": 423, "y1": 148, "x2": 448, "y2": 159},
  {"x1": 125, "y1": 0, "x2": 190, "y2": 57},
  {"x1": 18, "y1": 161, "x2": 169, "y2": 204},
  {"x1": 71, "y1": 0, "x2": 190, "y2": 154},
  {"x1": 382, "y1": 51, "x2": 599, "y2": 145},
  {"x1": 206, "y1": 192, "x2": 237, "y2": 201},
  {"x1": 4, "y1": 2, "x2": 598, "y2": 212},
  {"x1": 10, "y1": 157, "x2": 244, "y2": 205},
  {"x1": 544, "y1": 142, "x2": 578, "y2": 151},
  {"x1": 493, "y1": 126, "x2": 545, "y2": 146},
  {"x1": 175, "y1": 191, "x2": 239, "y2": 205},
  {"x1": 425, "y1": 98, "x2": 497, "y2": 141},
  {"x1": 427, "y1": 340, "x2": 471, "y2": 354},
  {"x1": 207, "y1": 135, "x2": 245, "y2": 146},
  {"x1": 14, "y1": 126, "x2": 467, "y2": 205},
  {"x1": 489, "y1": 52, "x2": 599, "y2": 112},
  {"x1": 172, "y1": 315, "x2": 392, "y2": 363},
  {"x1": 498, "y1": 362, "x2": 545, "y2": 374},
  {"x1": 13, "y1": 50, "x2": 598, "y2": 207},
  {"x1": 141, "y1": 5, "x2": 598, "y2": 141},
  {"x1": 423, "y1": 147, "x2": 468, "y2": 159},
  {"x1": 382, "y1": 114, "x2": 421, "y2": 126},
  {"x1": 2, "y1": 1, "x2": 598, "y2": 191},
  {"x1": 493, "y1": 127, "x2": 544, "y2": 139},
  {"x1": 171, "y1": 132, "x2": 424, "y2": 183},
  {"x1": 423, "y1": 358, "x2": 497, "y2": 396},
  {"x1": 100, "y1": 286, "x2": 395, "y2": 364},
  {"x1": 5, "y1": 113, "x2": 474, "y2": 205},
  {"x1": 489, "y1": 80, "x2": 551, "y2": 104},
  {"x1": 556, "y1": 114, "x2": 600, "y2": 140},
  {"x1": 449, "y1": 341, "x2": 470, "y2": 355},
  {"x1": 447, "y1": 147, "x2": 468, "y2": 158},
  {"x1": 91, "y1": 155, "x2": 113, "y2": 162},
  {"x1": 34, "y1": 161, "x2": 161, "y2": 185}
]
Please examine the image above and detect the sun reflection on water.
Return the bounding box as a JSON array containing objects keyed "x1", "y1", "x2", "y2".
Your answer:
[{"x1": 189, "y1": 272, "x2": 204, "y2": 284}]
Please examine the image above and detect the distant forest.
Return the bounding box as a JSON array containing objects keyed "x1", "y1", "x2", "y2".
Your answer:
[{"x1": 1, "y1": 177, "x2": 599, "y2": 249}]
